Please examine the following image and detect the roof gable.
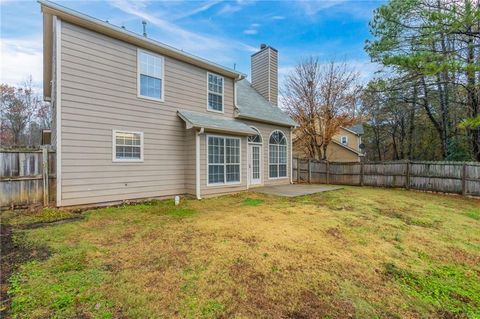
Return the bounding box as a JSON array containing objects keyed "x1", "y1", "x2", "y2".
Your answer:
[{"x1": 39, "y1": 0, "x2": 245, "y2": 98}]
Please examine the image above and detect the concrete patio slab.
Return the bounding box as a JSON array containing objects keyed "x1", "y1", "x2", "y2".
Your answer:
[{"x1": 253, "y1": 184, "x2": 342, "y2": 197}]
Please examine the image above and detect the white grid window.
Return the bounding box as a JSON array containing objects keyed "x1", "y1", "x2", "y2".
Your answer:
[
  {"x1": 341, "y1": 136, "x2": 348, "y2": 145},
  {"x1": 113, "y1": 130, "x2": 143, "y2": 162},
  {"x1": 248, "y1": 127, "x2": 262, "y2": 144},
  {"x1": 208, "y1": 136, "x2": 240, "y2": 184},
  {"x1": 207, "y1": 73, "x2": 224, "y2": 112},
  {"x1": 269, "y1": 130, "x2": 287, "y2": 178},
  {"x1": 138, "y1": 50, "x2": 164, "y2": 100}
]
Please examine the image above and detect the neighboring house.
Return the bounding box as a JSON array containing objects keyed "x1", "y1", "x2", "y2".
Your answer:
[
  {"x1": 293, "y1": 124, "x2": 365, "y2": 162},
  {"x1": 39, "y1": 1, "x2": 296, "y2": 207}
]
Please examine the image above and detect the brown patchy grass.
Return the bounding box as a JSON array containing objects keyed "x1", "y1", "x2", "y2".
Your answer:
[{"x1": 3, "y1": 187, "x2": 480, "y2": 318}]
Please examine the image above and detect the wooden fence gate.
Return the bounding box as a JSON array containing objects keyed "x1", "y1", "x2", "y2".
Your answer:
[{"x1": 293, "y1": 158, "x2": 480, "y2": 197}]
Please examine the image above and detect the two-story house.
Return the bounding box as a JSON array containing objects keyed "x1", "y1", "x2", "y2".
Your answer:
[
  {"x1": 40, "y1": 0, "x2": 296, "y2": 207},
  {"x1": 293, "y1": 124, "x2": 365, "y2": 162}
]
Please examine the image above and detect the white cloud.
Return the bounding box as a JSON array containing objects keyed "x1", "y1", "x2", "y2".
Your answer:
[
  {"x1": 174, "y1": 0, "x2": 222, "y2": 20},
  {"x1": 346, "y1": 59, "x2": 381, "y2": 82},
  {"x1": 272, "y1": 15, "x2": 285, "y2": 20},
  {"x1": 298, "y1": 0, "x2": 349, "y2": 16},
  {"x1": 109, "y1": 0, "x2": 225, "y2": 52},
  {"x1": 0, "y1": 36, "x2": 43, "y2": 90},
  {"x1": 108, "y1": 0, "x2": 257, "y2": 64},
  {"x1": 243, "y1": 29, "x2": 257, "y2": 35},
  {"x1": 218, "y1": 3, "x2": 242, "y2": 15},
  {"x1": 217, "y1": 0, "x2": 255, "y2": 15},
  {"x1": 243, "y1": 23, "x2": 260, "y2": 35}
]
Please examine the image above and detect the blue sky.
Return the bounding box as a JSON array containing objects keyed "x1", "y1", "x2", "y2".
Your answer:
[{"x1": 0, "y1": 0, "x2": 384, "y2": 93}]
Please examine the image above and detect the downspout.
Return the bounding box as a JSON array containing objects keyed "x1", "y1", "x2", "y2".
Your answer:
[
  {"x1": 233, "y1": 75, "x2": 250, "y2": 190},
  {"x1": 195, "y1": 127, "x2": 204, "y2": 200},
  {"x1": 290, "y1": 126, "x2": 293, "y2": 184},
  {"x1": 54, "y1": 16, "x2": 62, "y2": 207}
]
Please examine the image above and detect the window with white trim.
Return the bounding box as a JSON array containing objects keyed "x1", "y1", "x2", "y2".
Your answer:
[
  {"x1": 248, "y1": 127, "x2": 262, "y2": 143},
  {"x1": 113, "y1": 130, "x2": 143, "y2": 161},
  {"x1": 138, "y1": 49, "x2": 164, "y2": 100},
  {"x1": 207, "y1": 73, "x2": 224, "y2": 112},
  {"x1": 269, "y1": 130, "x2": 287, "y2": 178},
  {"x1": 341, "y1": 136, "x2": 348, "y2": 145},
  {"x1": 208, "y1": 136, "x2": 240, "y2": 184}
]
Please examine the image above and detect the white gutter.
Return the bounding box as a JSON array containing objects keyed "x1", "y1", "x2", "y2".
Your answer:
[
  {"x1": 234, "y1": 77, "x2": 253, "y2": 191},
  {"x1": 195, "y1": 128, "x2": 203, "y2": 200},
  {"x1": 235, "y1": 113, "x2": 297, "y2": 128},
  {"x1": 55, "y1": 16, "x2": 62, "y2": 207},
  {"x1": 290, "y1": 127, "x2": 293, "y2": 184}
]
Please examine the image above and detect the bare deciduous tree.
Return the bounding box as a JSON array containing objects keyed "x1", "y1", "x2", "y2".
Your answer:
[
  {"x1": 283, "y1": 58, "x2": 361, "y2": 160},
  {"x1": 0, "y1": 76, "x2": 50, "y2": 147}
]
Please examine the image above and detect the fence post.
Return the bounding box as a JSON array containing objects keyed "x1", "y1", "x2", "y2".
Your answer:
[
  {"x1": 462, "y1": 164, "x2": 467, "y2": 196},
  {"x1": 42, "y1": 147, "x2": 49, "y2": 206},
  {"x1": 296, "y1": 158, "x2": 300, "y2": 183},
  {"x1": 406, "y1": 161, "x2": 410, "y2": 190},
  {"x1": 360, "y1": 162, "x2": 364, "y2": 186},
  {"x1": 326, "y1": 161, "x2": 330, "y2": 184},
  {"x1": 307, "y1": 159, "x2": 311, "y2": 183}
]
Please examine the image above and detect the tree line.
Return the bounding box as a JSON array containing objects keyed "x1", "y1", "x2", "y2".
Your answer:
[
  {"x1": 285, "y1": 0, "x2": 479, "y2": 162},
  {"x1": 1, "y1": 0, "x2": 478, "y2": 162},
  {"x1": 0, "y1": 77, "x2": 52, "y2": 148}
]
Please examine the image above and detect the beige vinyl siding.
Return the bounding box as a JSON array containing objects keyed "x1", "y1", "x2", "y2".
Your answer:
[
  {"x1": 59, "y1": 22, "x2": 236, "y2": 206},
  {"x1": 326, "y1": 143, "x2": 361, "y2": 162},
  {"x1": 336, "y1": 128, "x2": 360, "y2": 151},
  {"x1": 268, "y1": 50, "x2": 279, "y2": 106},
  {"x1": 251, "y1": 48, "x2": 278, "y2": 106},
  {"x1": 251, "y1": 50, "x2": 269, "y2": 101},
  {"x1": 241, "y1": 120, "x2": 291, "y2": 186}
]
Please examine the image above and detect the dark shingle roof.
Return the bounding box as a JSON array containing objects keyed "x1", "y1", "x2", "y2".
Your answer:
[
  {"x1": 236, "y1": 79, "x2": 296, "y2": 127},
  {"x1": 347, "y1": 124, "x2": 364, "y2": 135}
]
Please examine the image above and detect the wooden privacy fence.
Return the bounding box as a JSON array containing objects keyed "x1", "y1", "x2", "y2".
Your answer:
[
  {"x1": 293, "y1": 158, "x2": 480, "y2": 197},
  {"x1": 0, "y1": 149, "x2": 56, "y2": 209}
]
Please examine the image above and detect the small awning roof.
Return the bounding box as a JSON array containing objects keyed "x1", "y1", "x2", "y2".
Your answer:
[{"x1": 177, "y1": 110, "x2": 257, "y2": 136}]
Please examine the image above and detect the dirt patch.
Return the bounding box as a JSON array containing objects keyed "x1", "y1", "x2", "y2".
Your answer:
[
  {"x1": 287, "y1": 290, "x2": 338, "y2": 319},
  {"x1": 326, "y1": 227, "x2": 343, "y2": 239},
  {"x1": 17, "y1": 216, "x2": 84, "y2": 229},
  {"x1": 0, "y1": 224, "x2": 51, "y2": 317},
  {"x1": 440, "y1": 247, "x2": 480, "y2": 267},
  {"x1": 238, "y1": 235, "x2": 258, "y2": 248},
  {"x1": 228, "y1": 258, "x2": 276, "y2": 317}
]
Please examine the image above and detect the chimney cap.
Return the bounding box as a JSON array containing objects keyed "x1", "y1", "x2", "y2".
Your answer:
[{"x1": 251, "y1": 44, "x2": 278, "y2": 57}]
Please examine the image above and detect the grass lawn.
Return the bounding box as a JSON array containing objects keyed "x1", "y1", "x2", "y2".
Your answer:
[{"x1": 1, "y1": 187, "x2": 480, "y2": 318}]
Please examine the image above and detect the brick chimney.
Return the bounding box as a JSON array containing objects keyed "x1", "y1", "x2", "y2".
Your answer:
[{"x1": 251, "y1": 44, "x2": 278, "y2": 106}]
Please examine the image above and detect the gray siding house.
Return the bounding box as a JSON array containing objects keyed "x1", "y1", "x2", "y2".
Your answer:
[{"x1": 40, "y1": 0, "x2": 296, "y2": 207}]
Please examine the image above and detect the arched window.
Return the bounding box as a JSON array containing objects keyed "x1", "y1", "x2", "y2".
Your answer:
[
  {"x1": 248, "y1": 127, "x2": 262, "y2": 144},
  {"x1": 269, "y1": 130, "x2": 287, "y2": 178}
]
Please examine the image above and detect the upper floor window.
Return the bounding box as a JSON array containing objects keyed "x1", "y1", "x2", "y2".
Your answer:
[
  {"x1": 340, "y1": 136, "x2": 348, "y2": 145},
  {"x1": 113, "y1": 130, "x2": 144, "y2": 162},
  {"x1": 138, "y1": 49, "x2": 164, "y2": 101},
  {"x1": 207, "y1": 73, "x2": 224, "y2": 112}
]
